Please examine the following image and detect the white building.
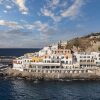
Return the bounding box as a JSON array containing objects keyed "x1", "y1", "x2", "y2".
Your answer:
[
  {"x1": 13, "y1": 42, "x2": 100, "y2": 74},
  {"x1": 13, "y1": 56, "x2": 32, "y2": 71},
  {"x1": 13, "y1": 57, "x2": 23, "y2": 71},
  {"x1": 74, "y1": 52, "x2": 96, "y2": 68},
  {"x1": 91, "y1": 52, "x2": 100, "y2": 66},
  {"x1": 38, "y1": 45, "x2": 58, "y2": 57},
  {"x1": 43, "y1": 48, "x2": 73, "y2": 64}
]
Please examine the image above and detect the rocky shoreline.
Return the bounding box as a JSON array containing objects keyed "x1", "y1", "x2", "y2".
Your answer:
[{"x1": 0, "y1": 68, "x2": 100, "y2": 81}]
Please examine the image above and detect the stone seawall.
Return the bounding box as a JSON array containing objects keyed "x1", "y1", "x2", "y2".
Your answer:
[{"x1": 1, "y1": 68, "x2": 100, "y2": 81}]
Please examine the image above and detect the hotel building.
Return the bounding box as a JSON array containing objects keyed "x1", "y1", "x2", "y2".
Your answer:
[{"x1": 13, "y1": 42, "x2": 100, "y2": 74}]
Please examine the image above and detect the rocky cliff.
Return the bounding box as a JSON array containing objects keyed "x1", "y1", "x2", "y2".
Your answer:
[{"x1": 66, "y1": 32, "x2": 100, "y2": 52}]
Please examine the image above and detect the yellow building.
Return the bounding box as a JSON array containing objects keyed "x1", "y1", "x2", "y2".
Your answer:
[{"x1": 31, "y1": 57, "x2": 43, "y2": 62}]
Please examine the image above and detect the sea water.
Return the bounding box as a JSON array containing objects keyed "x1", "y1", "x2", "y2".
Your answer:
[{"x1": 0, "y1": 79, "x2": 100, "y2": 100}]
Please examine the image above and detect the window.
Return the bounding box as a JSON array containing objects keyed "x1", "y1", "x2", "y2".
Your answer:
[
  {"x1": 80, "y1": 56, "x2": 82, "y2": 58},
  {"x1": 91, "y1": 60, "x2": 94, "y2": 62},
  {"x1": 52, "y1": 60, "x2": 54, "y2": 63},
  {"x1": 29, "y1": 65, "x2": 32, "y2": 68},
  {"x1": 57, "y1": 56, "x2": 59, "y2": 59},
  {"x1": 87, "y1": 56, "x2": 90, "y2": 58},
  {"x1": 38, "y1": 70, "x2": 40, "y2": 72},
  {"x1": 96, "y1": 62, "x2": 98, "y2": 64},
  {"x1": 66, "y1": 61, "x2": 68, "y2": 64},
  {"x1": 84, "y1": 56, "x2": 86, "y2": 58},
  {"x1": 57, "y1": 61, "x2": 59, "y2": 63},
  {"x1": 47, "y1": 60, "x2": 50, "y2": 63},
  {"x1": 80, "y1": 60, "x2": 83, "y2": 62},
  {"x1": 61, "y1": 61, "x2": 64, "y2": 63},
  {"x1": 61, "y1": 56, "x2": 64, "y2": 59},
  {"x1": 51, "y1": 66, "x2": 55, "y2": 68},
  {"x1": 66, "y1": 56, "x2": 68, "y2": 59},
  {"x1": 56, "y1": 66, "x2": 60, "y2": 68},
  {"x1": 87, "y1": 60, "x2": 90, "y2": 62},
  {"x1": 70, "y1": 61, "x2": 72, "y2": 64}
]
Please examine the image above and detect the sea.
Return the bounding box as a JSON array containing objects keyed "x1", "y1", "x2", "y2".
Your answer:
[
  {"x1": 0, "y1": 79, "x2": 100, "y2": 100},
  {"x1": 0, "y1": 49, "x2": 100, "y2": 100},
  {"x1": 0, "y1": 48, "x2": 41, "y2": 57}
]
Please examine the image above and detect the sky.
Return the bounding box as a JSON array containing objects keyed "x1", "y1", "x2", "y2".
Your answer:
[{"x1": 0, "y1": 0, "x2": 100, "y2": 48}]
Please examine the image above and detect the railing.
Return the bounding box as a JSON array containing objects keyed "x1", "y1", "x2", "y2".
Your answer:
[{"x1": 23, "y1": 67, "x2": 95, "y2": 71}]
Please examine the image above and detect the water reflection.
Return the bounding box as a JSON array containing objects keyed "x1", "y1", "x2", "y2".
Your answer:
[{"x1": 0, "y1": 79, "x2": 100, "y2": 100}]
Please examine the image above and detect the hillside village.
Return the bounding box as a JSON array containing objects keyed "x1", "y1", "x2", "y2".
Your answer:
[{"x1": 11, "y1": 33, "x2": 100, "y2": 79}]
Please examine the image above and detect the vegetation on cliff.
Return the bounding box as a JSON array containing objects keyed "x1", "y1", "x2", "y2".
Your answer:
[{"x1": 66, "y1": 32, "x2": 100, "y2": 52}]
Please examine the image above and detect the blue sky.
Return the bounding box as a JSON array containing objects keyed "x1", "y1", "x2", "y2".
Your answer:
[{"x1": 0, "y1": 0, "x2": 100, "y2": 48}]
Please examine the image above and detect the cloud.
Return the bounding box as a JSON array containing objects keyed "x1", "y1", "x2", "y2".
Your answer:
[
  {"x1": 35, "y1": 21, "x2": 48, "y2": 32},
  {"x1": 5, "y1": 5, "x2": 12, "y2": 9},
  {"x1": 40, "y1": 0, "x2": 87, "y2": 22},
  {"x1": 61, "y1": 0, "x2": 85, "y2": 18},
  {"x1": 0, "y1": 0, "x2": 27, "y2": 14},
  {"x1": 0, "y1": 0, "x2": 3, "y2": 4},
  {"x1": 0, "y1": 29, "x2": 51, "y2": 48},
  {"x1": 40, "y1": 0, "x2": 63, "y2": 22},
  {"x1": 52, "y1": 0, "x2": 60, "y2": 6},
  {"x1": 0, "y1": 29, "x2": 28, "y2": 38},
  {"x1": 0, "y1": 19, "x2": 56, "y2": 35},
  {"x1": 40, "y1": 7, "x2": 61, "y2": 22},
  {"x1": 4, "y1": 5, "x2": 12, "y2": 13},
  {"x1": 50, "y1": 0, "x2": 60, "y2": 6},
  {"x1": 40, "y1": 0, "x2": 67, "y2": 22},
  {"x1": 0, "y1": 20, "x2": 23, "y2": 29},
  {"x1": 5, "y1": 29, "x2": 30, "y2": 35},
  {"x1": 14, "y1": 0, "x2": 28, "y2": 14},
  {"x1": 26, "y1": 20, "x2": 57, "y2": 35},
  {"x1": 0, "y1": 1, "x2": 14, "y2": 13},
  {"x1": 47, "y1": 0, "x2": 60, "y2": 9},
  {"x1": 3, "y1": 10, "x2": 7, "y2": 13},
  {"x1": 26, "y1": 21, "x2": 48, "y2": 32},
  {"x1": 41, "y1": 8, "x2": 53, "y2": 17},
  {"x1": 0, "y1": 29, "x2": 32, "y2": 48}
]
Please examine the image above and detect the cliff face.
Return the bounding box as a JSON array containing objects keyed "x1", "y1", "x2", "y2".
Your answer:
[{"x1": 66, "y1": 32, "x2": 100, "y2": 52}]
